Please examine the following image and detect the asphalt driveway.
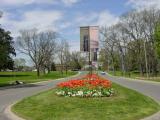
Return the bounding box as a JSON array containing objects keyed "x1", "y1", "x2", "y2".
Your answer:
[
  {"x1": 0, "y1": 72, "x2": 85, "y2": 120},
  {"x1": 100, "y1": 73, "x2": 160, "y2": 103},
  {"x1": 1, "y1": 72, "x2": 160, "y2": 120}
]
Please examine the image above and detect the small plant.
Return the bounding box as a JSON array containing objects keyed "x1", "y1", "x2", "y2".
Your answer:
[{"x1": 55, "y1": 74, "x2": 114, "y2": 97}]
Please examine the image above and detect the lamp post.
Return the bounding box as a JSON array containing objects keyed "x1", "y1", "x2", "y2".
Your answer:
[{"x1": 88, "y1": 27, "x2": 92, "y2": 75}]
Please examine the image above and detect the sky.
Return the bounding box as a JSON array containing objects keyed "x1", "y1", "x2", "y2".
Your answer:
[{"x1": 0, "y1": 0, "x2": 160, "y2": 63}]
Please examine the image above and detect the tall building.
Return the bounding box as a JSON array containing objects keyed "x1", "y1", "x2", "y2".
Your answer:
[{"x1": 80, "y1": 26, "x2": 99, "y2": 62}]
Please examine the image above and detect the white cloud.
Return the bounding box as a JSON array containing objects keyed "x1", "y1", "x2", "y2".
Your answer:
[
  {"x1": 0, "y1": 0, "x2": 79, "y2": 6},
  {"x1": 97, "y1": 11, "x2": 119, "y2": 27},
  {"x1": 62, "y1": 0, "x2": 79, "y2": 6},
  {"x1": 58, "y1": 22, "x2": 72, "y2": 29},
  {"x1": 127, "y1": 0, "x2": 160, "y2": 9},
  {"x1": 0, "y1": 10, "x2": 118, "y2": 54},
  {"x1": 74, "y1": 11, "x2": 118, "y2": 27},
  {"x1": 0, "y1": 10, "x2": 63, "y2": 37},
  {"x1": 0, "y1": 9, "x2": 118, "y2": 53},
  {"x1": 0, "y1": 0, "x2": 57, "y2": 6},
  {"x1": 75, "y1": 13, "x2": 98, "y2": 26}
]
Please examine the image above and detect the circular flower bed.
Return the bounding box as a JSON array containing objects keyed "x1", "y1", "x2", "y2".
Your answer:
[{"x1": 55, "y1": 74, "x2": 114, "y2": 97}]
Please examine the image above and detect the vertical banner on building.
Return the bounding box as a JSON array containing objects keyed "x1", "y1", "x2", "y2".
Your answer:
[
  {"x1": 89, "y1": 26, "x2": 99, "y2": 52},
  {"x1": 80, "y1": 26, "x2": 99, "y2": 52},
  {"x1": 80, "y1": 26, "x2": 99, "y2": 66},
  {"x1": 80, "y1": 27, "x2": 89, "y2": 52},
  {"x1": 89, "y1": 26, "x2": 99, "y2": 62}
]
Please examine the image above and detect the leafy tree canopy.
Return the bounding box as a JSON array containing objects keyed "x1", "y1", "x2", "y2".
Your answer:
[
  {"x1": 154, "y1": 22, "x2": 160, "y2": 59},
  {"x1": 0, "y1": 27, "x2": 16, "y2": 71}
]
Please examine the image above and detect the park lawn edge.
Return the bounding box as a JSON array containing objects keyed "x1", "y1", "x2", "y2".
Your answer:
[
  {"x1": 0, "y1": 71, "x2": 78, "y2": 87},
  {"x1": 107, "y1": 71, "x2": 160, "y2": 82},
  {"x1": 11, "y1": 83, "x2": 160, "y2": 120}
]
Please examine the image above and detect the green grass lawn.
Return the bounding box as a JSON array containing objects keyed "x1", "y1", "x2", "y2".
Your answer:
[
  {"x1": 108, "y1": 71, "x2": 144, "y2": 77},
  {"x1": 12, "y1": 83, "x2": 160, "y2": 120},
  {"x1": 0, "y1": 71, "x2": 77, "y2": 87},
  {"x1": 108, "y1": 71, "x2": 160, "y2": 82}
]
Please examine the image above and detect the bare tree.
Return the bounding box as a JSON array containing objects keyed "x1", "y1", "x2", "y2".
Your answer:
[
  {"x1": 141, "y1": 8, "x2": 160, "y2": 76},
  {"x1": 57, "y1": 40, "x2": 70, "y2": 74},
  {"x1": 100, "y1": 27, "x2": 118, "y2": 75},
  {"x1": 63, "y1": 40, "x2": 70, "y2": 74},
  {"x1": 100, "y1": 7, "x2": 160, "y2": 78},
  {"x1": 39, "y1": 31, "x2": 57, "y2": 74},
  {"x1": 70, "y1": 51, "x2": 85, "y2": 70},
  {"x1": 16, "y1": 29, "x2": 58, "y2": 76}
]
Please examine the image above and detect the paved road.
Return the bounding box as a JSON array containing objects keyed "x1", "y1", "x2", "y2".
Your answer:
[
  {"x1": 99, "y1": 73, "x2": 160, "y2": 120},
  {"x1": 100, "y1": 73, "x2": 160, "y2": 103},
  {"x1": 0, "y1": 72, "x2": 86, "y2": 120},
  {"x1": 1, "y1": 72, "x2": 160, "y2": 120}
]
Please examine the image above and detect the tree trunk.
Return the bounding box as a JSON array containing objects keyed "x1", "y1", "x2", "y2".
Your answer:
[
  {"x1": 48, "y1": 67, "x2": 50, "y2": 74},
  {"x1": 65, "y1": 66, "x2": 68, "y2": 74},
  {"x1": 144, "y1": 41, "x2": 149, "y2": 78},
  {"x1": 61, "y1": 65, "x2": 63, "y2": 75},
  {"x1": 43, "y1": 67, "x2": 45, "y2": 75},
  {"x1": 37, "y1": 67, "x2": 40, "y2": 77}
]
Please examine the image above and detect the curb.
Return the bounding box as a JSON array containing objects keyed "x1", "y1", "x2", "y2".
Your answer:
[
  {"x1": 4, "y1": 72, "x2": 160, "y2": 120},
  {"x1": 104, "y1": 72, "x2": 160, "y2": 120},
  {"x1": 3, "y1": 72, "x2": 83, "y2": 120},
  {"x1": 33, "y1": 71, "x2": 81, "y2": 84},
  {"x1": 5, "y1": 101, "x2": 160, "y2": 120},
  {"x1": 105, "y1": 72, "x2": 160, "y2": 85},
  {"x1": 0, "y1": 72, "x2": 80, "y2": 90},
  {"x1": 141, "y1": 111, "x2": 160, "y2": 120},
  {"x1": 4, "y1": 103, "x2": 24, "y2": 120}
]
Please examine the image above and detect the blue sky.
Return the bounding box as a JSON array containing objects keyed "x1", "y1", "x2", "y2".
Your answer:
[{"x1": 0, "y1": 0, "x2": 159, "y2": 53}]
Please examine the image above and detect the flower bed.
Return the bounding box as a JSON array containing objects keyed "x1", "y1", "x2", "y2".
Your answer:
[{"x1": 55, "y1": 74, "x2": 114, "y2": 97}]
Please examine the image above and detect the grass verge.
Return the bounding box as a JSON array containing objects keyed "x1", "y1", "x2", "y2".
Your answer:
[
  {"x1": 0, "y1": 71, "x2": 77, "y2": 87},
  {"x1": 12, "y1": 83, "x2": 160, "y2": 120},
  {"x1": 108, "y1": 71, "x2": 160, "y2": 82}
]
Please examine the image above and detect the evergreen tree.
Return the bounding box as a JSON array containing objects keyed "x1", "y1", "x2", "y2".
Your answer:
[{"x1": 0, "y1": 27, "x2": 16, "y2": 71}]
